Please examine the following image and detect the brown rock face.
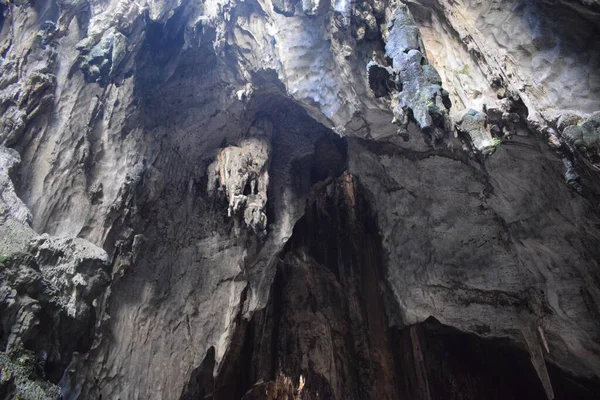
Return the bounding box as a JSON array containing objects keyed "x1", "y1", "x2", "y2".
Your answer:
[{"x1": 211, "y1": 173, "x2": 397, "y2": 400}]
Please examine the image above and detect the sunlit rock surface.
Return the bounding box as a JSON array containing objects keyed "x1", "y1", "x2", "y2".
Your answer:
[{"x1": 1, "y1": 0, "x2": 600, "y2": 399}]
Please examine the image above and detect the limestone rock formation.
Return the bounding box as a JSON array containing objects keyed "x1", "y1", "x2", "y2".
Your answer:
[
  {"x1": 1, "y1": 146, "x2": 109, "y2": 399},
  {"x1": 207, "y1": 118, "x2": 272, "y2": 233},
  {"x1": 1, "y1": 0, "x2": 600, "y2": 399}
]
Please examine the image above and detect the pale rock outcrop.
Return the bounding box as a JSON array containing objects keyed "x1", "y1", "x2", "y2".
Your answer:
[
  {"x1": 208, "y1": 119, "x2": 272, "y2": 233},
  {"x1": 410, "y1": 0, "x2": 600, "y2": 135},
  {"x1": 27, "y1": 235, "x2": 110, "y2": 319},
  {"x1": 0, "y1": 146, "x2": 33, "y2": 252},
  {"x1": 562, "y1": 111, "x2": 600, "y2": 166},
  {"x1": 456, "y1": 108, "x2": 497, "y2": 153},
  {"x1": 0, "y1": 54, "x2": 56, "y2": 146}
]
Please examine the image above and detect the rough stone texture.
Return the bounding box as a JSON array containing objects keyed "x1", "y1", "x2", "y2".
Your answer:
[
  {"x1": 0, "y1": 352, "x2": 61, "y2": 400},
  {"x1": 410, "y1": 0, "x2": 600, "y2": 156},
  {"x1": 0, "y1": 246, "x2": 109, "y2": 390},
  {"x1": 348, "y1": 122, "x2": 600, "y2": 399},
  {"x1": 207, "y1": 119, "x2": 272, "y2": 233},
  {"x1": 457, "y1": 109, "x2": 497, "y2": 153},
  {"x1": 0, "y1": 145, "x2": 34, "y2": 253},
  {"x1": 563, "y1": 111, "x2": 600, "y2": 165},
  {"x1": 1, "y1": 117, "x2": 109, "y2": 396},
  {"x1": 1, "y1": 0, "x2": 600, "y2": 399},
  {"x1": 367, "y1": 4, "x2": 452, "y2": 141}
]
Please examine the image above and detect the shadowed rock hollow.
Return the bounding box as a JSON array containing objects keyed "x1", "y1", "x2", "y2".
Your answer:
[{"x1": 1, "y1": 0, "x2": 600, "y2": 399}]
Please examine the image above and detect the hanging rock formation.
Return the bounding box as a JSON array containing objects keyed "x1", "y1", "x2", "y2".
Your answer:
[{"x1": 1, "y1": 0, "x2": 600, "y2": 399}]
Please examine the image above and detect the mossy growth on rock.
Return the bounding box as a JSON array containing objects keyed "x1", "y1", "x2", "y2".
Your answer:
[
  {"x1": 0, "y1": 352, "x2": 60, "y2": 400},
  {"x1": 562, "y1": 111, "x2": 600, "y2": 163},
  {"x1": 0, "y1": 253, "x2": 10, "y2": 269}
]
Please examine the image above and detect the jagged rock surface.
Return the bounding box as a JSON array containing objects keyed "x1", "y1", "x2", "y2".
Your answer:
[
  {"x1": 0, "y1": 146, "x2": 110, "y2": 398},
  {"x1": 1, "y1": 0, "x2": 600, "y2": 399}
]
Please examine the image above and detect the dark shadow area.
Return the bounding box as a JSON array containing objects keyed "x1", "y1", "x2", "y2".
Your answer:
[
  {"x1": 180, "y1": 346, "x2": 216, "y2": 400},
  {"x1": 203, "y1": 175, "x2": 400, "y2": 399},
  {"x1": 180, "y1": 172, "x2": 600, "y2": 399}
]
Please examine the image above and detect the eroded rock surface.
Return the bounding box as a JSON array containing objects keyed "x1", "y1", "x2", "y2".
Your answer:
[
  {"x1": 1, "y1": 0, "x2": 600, "y2": 399},
  {"x1": 1, "y1": 143, "x2": 109, "y2": 396},
  {"x1": 208, "y1": 119, "x2": 272, "y2": 233}
]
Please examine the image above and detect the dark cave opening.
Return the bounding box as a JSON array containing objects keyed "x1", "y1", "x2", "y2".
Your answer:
[
  {"x1": 190, "y1": 173, "x2": 401, "y2": 400},
  {"x1": 179, "y1": 166, "x2": 600, "y2": 399},
  {"x1": 180, "y1": 346, "x2": 216, "y2": 400}
]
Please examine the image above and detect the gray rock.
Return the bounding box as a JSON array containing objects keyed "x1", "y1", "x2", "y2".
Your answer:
[
  {"x1": 562, "y1": 111, "x2": 600, "y2": 162},
  {"x1": 457, "y1": 109, "x2": 497, "y2": 153},
  {"x1": 78, "y1": 28, "x2": 129, "y2": 83},
  {"x1": 302, "y1": 0, "x2": 321, "y2": 15},
  {"x1": 27, "y1": 235, "x2": 110, "y2": 318},
  {"x1": 0, "y1": 0, "x2": 599, "y2": 398},
  {"x1": 368, "y1": 5, "x2": 452, "y2": 139},
  {"x1": 272, "y1": 0, "x2": 299, "y2": 16}
]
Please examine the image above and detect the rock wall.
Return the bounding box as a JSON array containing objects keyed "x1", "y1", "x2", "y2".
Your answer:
[{"x1": 1, "y1": 0, "x2": 600, "y2": 399}]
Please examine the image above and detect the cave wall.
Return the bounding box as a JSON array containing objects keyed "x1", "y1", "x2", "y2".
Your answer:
[{"x1": 1, "y1": 0, "x2": 600, "y2": 399}]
